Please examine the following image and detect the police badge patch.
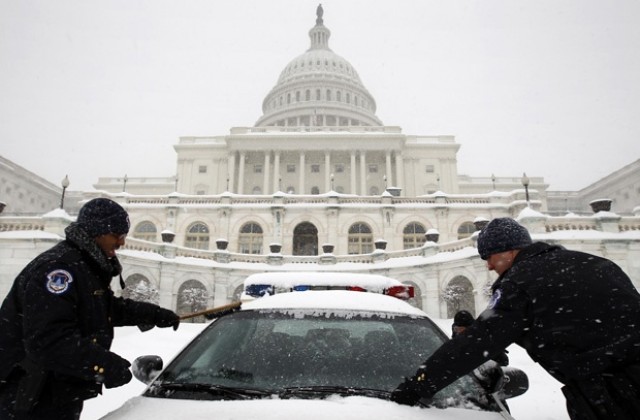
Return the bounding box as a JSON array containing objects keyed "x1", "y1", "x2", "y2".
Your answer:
[
  {"x1": 488, "y1": 289, "x2": 502, "y2": 309},
  {"x1": 46, "y1": 269, "x2": 74, "y2": 294}
]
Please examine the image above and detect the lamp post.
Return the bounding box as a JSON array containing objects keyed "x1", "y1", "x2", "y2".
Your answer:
[
  {"x1": 491, "y1": 173, "x2": 496, "y2": 191},
  {"x1": 521, "y1": 172, "x2": 530, "y2": 206},
  {"x1": 60, "y1": 175, "x2": 70, "y2": 209},
  {"x1": 383, "y1": 174, "x2": 388, "y2": 190},
  {"x1": 330, "y1": 173, "x2": 334, "y2": 191},
  {"x1": 122, "y1": 174, "x2": 128, "y2": 192}
]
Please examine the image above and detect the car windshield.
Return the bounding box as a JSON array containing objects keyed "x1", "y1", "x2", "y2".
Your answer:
[{"x1": 147, "y1": 308, "x2": 494, "y2": 410}]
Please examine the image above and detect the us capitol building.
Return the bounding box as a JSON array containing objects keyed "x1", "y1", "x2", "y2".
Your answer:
[{"x1": 1, "y1": 6, "x2": 639, "y2": 319}]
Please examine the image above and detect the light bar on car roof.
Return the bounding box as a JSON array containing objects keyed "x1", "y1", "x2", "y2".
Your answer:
[{"x1": 245, "y1": 283, "x2": 414, "y2": 300}]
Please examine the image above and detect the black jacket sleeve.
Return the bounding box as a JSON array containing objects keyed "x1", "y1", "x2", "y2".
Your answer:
[{"x1": 412, "y1": 279, "x2": 530, "y2": 397}]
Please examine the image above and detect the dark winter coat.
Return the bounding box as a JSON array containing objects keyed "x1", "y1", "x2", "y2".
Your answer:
[
  {"x1": 0, "y1": 223, "x2": 165, "y2": 406},
  {"x1": 406, "y1": 242, "x2": 640, "y2": 417}
]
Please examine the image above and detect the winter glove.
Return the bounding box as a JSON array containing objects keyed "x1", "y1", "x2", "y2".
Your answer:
[
  {"x1": 154, "y1": 307, "x2": 180, "y2": 330},
  {"x1": 390, "y1": 371, "x2": 433, "y2": 407},
  {"x1": 99, "y1": 353, "x2": 132, "y2": 389}
]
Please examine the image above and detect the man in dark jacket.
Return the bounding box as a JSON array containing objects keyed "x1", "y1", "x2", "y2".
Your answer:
[
  {"x1": 0, "y1": 198, "x2": 181, "y2": 420},
  {"x1": 391, "y1": 217, "x2": 640, "y2": 419}
]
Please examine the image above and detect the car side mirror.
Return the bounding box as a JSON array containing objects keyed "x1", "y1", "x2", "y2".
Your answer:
[
  {"x1": 498, "y1": 367, "x2": 529, "y2": 399},
  {"x1": 132, "y1": 355, "x2": 164, "y2": 385}
]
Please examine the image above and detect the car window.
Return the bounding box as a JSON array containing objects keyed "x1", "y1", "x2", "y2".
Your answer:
[{"x1": 151, "y1": 309, "x2": 492, "y2": 409}]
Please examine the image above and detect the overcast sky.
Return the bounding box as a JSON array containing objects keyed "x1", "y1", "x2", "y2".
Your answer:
[{"x1": 1, "y1": 0, "x2": 639, "y2": 192}]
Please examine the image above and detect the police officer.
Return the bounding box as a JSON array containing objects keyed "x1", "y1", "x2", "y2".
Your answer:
[
  {"x1": 391, "y1": 217, "x2": 640, "y2": 419},
  {"x1": 0, "y1": 198, "x2": 180, "y2": 420}
]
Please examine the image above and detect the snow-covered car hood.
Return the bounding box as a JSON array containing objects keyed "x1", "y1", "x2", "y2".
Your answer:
[{"x1": 99, "y1": 395, "x2": 506, "y2": 420}]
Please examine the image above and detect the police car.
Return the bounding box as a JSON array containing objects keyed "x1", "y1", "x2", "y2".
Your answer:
[{"x1": 100, "y1": 272, "x2": 528, "y2": 420}]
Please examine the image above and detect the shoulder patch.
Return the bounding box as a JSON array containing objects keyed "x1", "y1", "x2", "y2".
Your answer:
[
  {"x1": 46, "y1": 269, "x2": 74, "y2": 294},
  {"x1": 488, "y1": 289, "x2": 502, "y2": 309}
]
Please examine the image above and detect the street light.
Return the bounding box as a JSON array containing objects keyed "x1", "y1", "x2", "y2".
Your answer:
[
  {"x1": 330, "y1": 173, "x2": 334, "y2": 191},
  {"x1": 521, "y1": 172, "x2": 530, "y2": 205},
  {"x1": 491, "y1": 173, "x2": 496, "y2": 191},
  {"x1": 122, "y1": 174, "x2": 128, "y2": 192},
  {"x1": 60, "y1": 175, "x2": 70, "y2": 209}
]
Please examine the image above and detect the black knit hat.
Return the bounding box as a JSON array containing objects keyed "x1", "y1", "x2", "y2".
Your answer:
[
  {"x1": 453, "y1": 310, "x2": 474, "y2": 327},
  {"x1": 77, "y1": 198, "x2": 130, "y2": 238},
  {"x1": 477, "y1": 217, "x2": 532, "y2": 260}
]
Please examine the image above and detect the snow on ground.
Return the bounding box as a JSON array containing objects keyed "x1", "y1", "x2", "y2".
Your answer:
[{"x1": 82, "y1": 320, "x2": 570, "y2": 420}]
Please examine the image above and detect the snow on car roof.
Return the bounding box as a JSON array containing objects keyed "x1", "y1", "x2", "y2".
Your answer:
[
  {"x1": 243, "y1": 272, "x2": 405, "y2": 292},
  {"x1": 241, "y1": 290, "x2": 427, "y2": 317}
]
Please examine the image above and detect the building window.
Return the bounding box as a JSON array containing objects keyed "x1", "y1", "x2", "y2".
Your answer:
[
  {"x1": 425, "y1": 165, "x2": 435, "y2": 173},
  {"x1": 305, "y1": 90, "x2": 311, "y2": 101},
  {"x1": 335, "y1": 163, "x2": 345, "y2": 173},
  {"x1": 198, "y1": 165, "x2": 207, "y2": 173},
  {"x1": 326, "y1": 89, "x2": 332, "y2": 101},
  {"x1": 286, "y1": 186, "x2": 295, "y2": 194},
  {"x1": 185, "y1": 222, "x2": 210, "y2": 250},
  {"x1": 336, "y1": 91, "x2": 342, "y2": 102},
  {"x1": 287, "y1": 164, "x2": 296, "y2": 173},
  {"x1": 348, "y1": 223, "x2": 373, "y2": 254},
  {"x1": 368, "y1": 164, "x2": 378, "y2": 173},
  {"x1": 296, "y1": 91, "x2": 300, "y2": 102},
  {"x1": 196, "y1": 190, "x2": 205, "y2": 195},
  {"x1": 238, "y1": 222, "x2": 263, "y2": 254},
  {"x1": 311, "y1": 186, "x2": 320, "y2": 195},
  {"x1": 369, "y1": 186, "x2": 380, "y2": 195},
  {"x1": 403, "y1": 222, "x2": 426, "y2": 249},
  {"x1": 336, "y1": 186, "x2": 344, "y2": 193},
  {"x1": 316, "y1": 89, "x2": 321, "y2": 100},
  {"x1": 457, "y1": 222, "x2": 476, "y2": 240},
  {"x1": 133, "y1": 221, "x2": 157, "y2": 242},
  {"x1": 311, "y1": 164, "x2": 320, "y2": 173},
  {"x1": 252, "y1": 186, "x2": 262, "y2": 194},
  {"x1": 254, "y1": 164, "x2": 263, "y2": 173}
]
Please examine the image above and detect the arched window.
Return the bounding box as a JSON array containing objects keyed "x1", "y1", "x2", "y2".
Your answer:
[
  {"x1": 369, "y1": 186, "x2": 379, "y2": 195},
  {"x1": 177, "y1": 280, "x2": 209, "y2": 323},
  {"x1": 336, "y1": 91, "x2": 342, "y2": 102},
  {"x1": 287, "y1": 93, "x2": 291, "y2": 104},
  {"x1": 316, "y1": 89, "x2": 321, "y2": 100},
  {"x1": 296, "y1": 91, "x2": 300, "y2": 102},
  {"x1": 185, "y1": 222, "x2": 210, "y2": 249},
  {"x1": 133, "y1": 221, "x2": 157, "y2": 242},
  {"x1": 442, "y1": 276, "x2": 475, "y2": 318},
  {"x1": 348, "y1": 222, "x2": 373, "y2": 254},
  {"x1": 403, "y1": 222, "x2": 426, "y2": 249},
  {"x1": 305, "y1": 89, "x2": 311, "y2": 101},
  {"x1": 311, "y1": 186, "x2": 320, "y2": 195},
  {"x1": 326, "y1": 89, "x2": 332, "y2": 101},
  {"x1": 238, "y1": 222, "x2": 263, "y2": 254},
  {"x1": 122, "y1": 274, "x2": 159, "y2": 304},
  {"x1": 457, "y1": 221, "x2": 476, "y2": 239},
  {"x1": 252, "y1": 186, "x2": 262, "y2": 194}
]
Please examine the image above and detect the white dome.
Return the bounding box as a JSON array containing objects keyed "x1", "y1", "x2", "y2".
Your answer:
[{"x1": 255, "y1": 6, "x2": 382, "y2": 128}]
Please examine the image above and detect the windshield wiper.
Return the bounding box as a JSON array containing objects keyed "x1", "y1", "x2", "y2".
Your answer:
[
  {"x1": 152, "y1": 382, "x2": 272, "y2": 400},
  {"x1": 280, "y1": 385, "x2": 391, "y2": 400}
]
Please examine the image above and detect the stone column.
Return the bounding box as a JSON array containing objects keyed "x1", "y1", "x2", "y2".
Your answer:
[
  {"x1": 395, "y1": 151, "x2": 404, "y2": 194},
  {"x1": 238, "y1": 152, "x2": 246, "y2": 194},
  {"x1": 350, "y1": 152, "x2": 357, "y2": 194},
  {"x1": 324, "y1": 151, "x2": 331, "y2": 191},
  {"x1": 273, "y1": 151, "x2": 281, "y2": 192},
  {"x1": 299, "y1": 152, "x2": 306, "y2": 194},
  {"x1": 359, "y1": 151, "x2": 367, "y2": 195},
  {"x1": 227, "y1": 151, "x2": 236, "y2": 193},
  {"x1": 263, "y1": 152, "x2": 271, "y2": 194},
  {"x1": 385, "y1": 151, "x2": 393, "y2": 186}
]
